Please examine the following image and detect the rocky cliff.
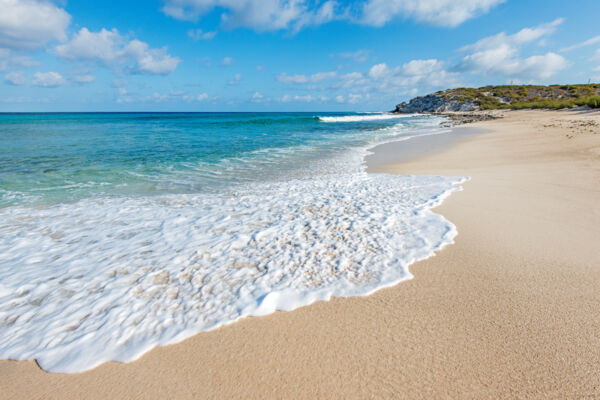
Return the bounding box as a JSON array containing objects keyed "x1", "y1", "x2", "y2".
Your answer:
[
  {"x1": 394, "y1": 94, "x2": 478, "y2": 113},
  {"x1": 394, "y1": 84, "x2": 600, "y2": 113}
]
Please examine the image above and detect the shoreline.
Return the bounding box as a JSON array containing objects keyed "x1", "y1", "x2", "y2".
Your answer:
[
  {"x1": 365, "y1": 125, "x2": 486, "y2": 171},
  {"x1": 2, "y1": 109, "x2": 600, "y2": 399}
]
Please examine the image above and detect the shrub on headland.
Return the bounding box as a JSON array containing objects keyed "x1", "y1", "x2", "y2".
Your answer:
[
  {"x1": 396, "y1": 85, "x2": 600, "y2": 113},
  {"x1": 509, "y1": 95, "x2": 600, "y2": 110}
]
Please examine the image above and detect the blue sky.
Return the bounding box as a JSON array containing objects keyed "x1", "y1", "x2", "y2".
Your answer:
[{"x1": 1, "y1": 0, "x2": 599, "y2": 111}]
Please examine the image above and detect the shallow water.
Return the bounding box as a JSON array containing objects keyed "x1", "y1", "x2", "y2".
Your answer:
[{"x1": 0, "y1": 112, "x2": 466, "y2": 372}]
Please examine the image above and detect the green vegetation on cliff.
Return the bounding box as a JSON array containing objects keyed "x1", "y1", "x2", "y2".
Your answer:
[{"x1": 436, "y1": 84, "x2": 600, "y2": 110}]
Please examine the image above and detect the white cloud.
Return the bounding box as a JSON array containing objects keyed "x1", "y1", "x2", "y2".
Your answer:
[
  {"x1": 117, "y1": 90, "x2": 212, "y2": 104},
  {"x1": 256, "y1": 65, "x2": 265, "y2": 71},
  {"x1": 278, "y1": 94, "x2": 319, "y2": 103},
  {"x1": 311, "y1": 71, "x2": 337, "y2": 82},
  {"x1": 460, "y1": 19, "x2": 563, "y2": 53},
  {"x1": 33, "y1": 71, "x2": 65, "y2": 87},
  {"x1": 162, "y1": 0, "x2": 338, "y2": 32},
  {"x1": 227, "y1": 73, "x2": 241, "y2": 85},
  {"x1": 332, "y1": 72, "x2": 368, "y2": 88},
  {"x1": 0, "y1": 49, "x2": 40, "y2": 71},
  {"x1": 293, "y1": 95, "x2": 313, "y2": 102},
  {"x1": 72, "y1": 74, "x2": 95, "y2": 84},
  {"x1": 56, "y1": 28, "x2": 122, "y2": 63},
  {"x1": 401, "y1": 59, "x2": 441, "y2": 76},
  {"x1": 361, "y1": 0, "x2": 504, "y2": 27},
  {"x1": 347, "y1": 93, "x2": 362, "y2": 104},
  {"x1": 187, "y1": 28, "x2": 217, "y2": 40},
  {"x1": 335, "y1": 49, "x2": 370, "y2": 63},
  {"x1": 4, "y1": 71, "x2": 26, "y2": 85},
  {"x1": 457, "y1": 19, "x2": 569, "y2": 79},
  {"x1": 368, "y1": 63, "x2": 390, "y2": 79},
  {"x1": 251, "y1": 91, "x2": 265, "y2": 102},
  {"x1": 163, "y1": 0, "x2": 501, "y2": 32},
  {"x1": 560, "y1": 35, "x2": 600, "y2": 52},
  {"x1": 277, "y1": 71, "x2": 336, "y2": 84},
  {"x1": 221, "y1": 57, "x2": 234, "y2": 66},
  {"x1": 277, "y1": 73, "x2": 309, "y2": 84},
  {"x1": 126, "y1": 40, "x2": 181, "y2": 75},
  {"x1": 0, "y1": 0, "x2": 71, "y2": 50},
  {"x1": 2, "y1": 96, "x2": 51, "y2": 104},
  {"x1": 116, "y1": 87, "x2": 134, "y2": 104},
  {"x1": 368, "y1": 59, "x2": 457, "y2": 89},
  {"x1": 55, "y1": 28, "x2": 181, "y2": 75}
]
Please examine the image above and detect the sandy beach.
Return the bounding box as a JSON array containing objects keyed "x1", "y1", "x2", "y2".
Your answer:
[{"x1": 2, "y1": 109, "x2": 600, "y2": 399}]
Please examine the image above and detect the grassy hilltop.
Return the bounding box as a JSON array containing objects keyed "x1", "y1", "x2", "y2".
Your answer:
[
  {"x1": 437, "y1": 84, "x2": 600, "y2": 110},
  {"x1": 395, "y1": 84, "x2": 600, "y2": 113}
]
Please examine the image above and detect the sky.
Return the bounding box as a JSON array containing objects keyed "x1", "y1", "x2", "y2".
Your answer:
[{"x1": 1, "y1": 0, "x2": 599, "y2": 112}]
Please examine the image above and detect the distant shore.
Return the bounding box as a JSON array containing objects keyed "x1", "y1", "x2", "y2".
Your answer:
[{"x1": 3, "y1": 109, "x2": 600, "y2": 399}]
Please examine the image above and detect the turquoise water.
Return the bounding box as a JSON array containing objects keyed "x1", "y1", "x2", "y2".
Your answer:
[
  {"x1": 0, "y1": 112, "x2": 438, "y2": 207},
  {"x1": 0, "y1": 111, "x2": 467, "y2": 373}
]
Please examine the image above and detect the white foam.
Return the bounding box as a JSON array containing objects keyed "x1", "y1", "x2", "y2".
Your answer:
[
  {"x1": 0, "y1": 171, "x2": 466, "y2": 373},
  {"x1": 318, "y1": 113, "x2": 418, "y2": 123}
]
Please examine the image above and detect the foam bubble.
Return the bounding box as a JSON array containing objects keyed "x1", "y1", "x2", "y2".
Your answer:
[{"x1": 0, "y1": 172, "x2": 466, "y2": 373}]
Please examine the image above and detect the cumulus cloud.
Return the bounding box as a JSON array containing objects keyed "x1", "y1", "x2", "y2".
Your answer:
[
  {"x1": 4, "y1": 71, "x2": 26, "y2": 86},
  {"x1": 126, "y1": 40, "x2": 181, "y2": 74},
  {"x1": 361, "y1": 0, "x2": 504, "y2": 27},
  {"x1": 367, "y1": 63, "x2": 389, "y2": 79},
  {"x1": 33, "y1": 71, "x2": 65, "y2": 87},
  {"x1": 457, "y1": 19, "x2": 569, "y2": 79},
  {"x1": 277, "y1": 71, "x2": 336, "y2": 84},
  {"x1": 55, "y1": 28, "x2": 181, "y2": 75},
  {"x1": 162, "y1": 0, "x2": 338, "y2": 32},
  {"x1": 367, "y1": 59, "x2": 455, "y2": 88},
  {"x1": 0, "y1": 0, "x2": 70, "y2": 50}
]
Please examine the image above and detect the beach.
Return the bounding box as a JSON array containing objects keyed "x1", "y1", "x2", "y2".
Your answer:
[{"x1": 2, "y1": 109, "x2": 600, "y2": 399}]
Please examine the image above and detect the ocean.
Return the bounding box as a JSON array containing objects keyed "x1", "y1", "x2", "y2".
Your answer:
[{"x1": 0, "y1": 112, "x2": 465, "y2": 372}]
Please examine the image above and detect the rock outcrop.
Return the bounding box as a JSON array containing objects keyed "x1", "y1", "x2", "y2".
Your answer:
[
  {"x1": 394, "y1": 94, "x2": 478, "y2": 113},
  {"x1": 393, "y1": 84, "x2": 600, "y2": 114}
]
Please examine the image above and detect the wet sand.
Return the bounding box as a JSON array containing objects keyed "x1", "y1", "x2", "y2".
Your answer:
[{"x1": 2, "y1": 109, "x2": 600, "y2": 399}]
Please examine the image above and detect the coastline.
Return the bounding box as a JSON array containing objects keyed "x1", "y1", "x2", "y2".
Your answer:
[
  {"x1": 2, "y1": 109, "x2": 600, "y2": 399},
  {"x1": 365, "y1": 125, "x2": 486, "y2": 171}
]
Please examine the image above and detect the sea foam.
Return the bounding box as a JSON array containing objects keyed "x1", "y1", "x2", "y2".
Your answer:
[
  {"x1": 0, "y1": 171, "x2": 465, "y2": 373},
  {"x1": 0, "y1": 115, "x2": 466, "y2": 373},
  {"x1": 319, "y1": 113, "x2": 417, "y2": 123}
]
